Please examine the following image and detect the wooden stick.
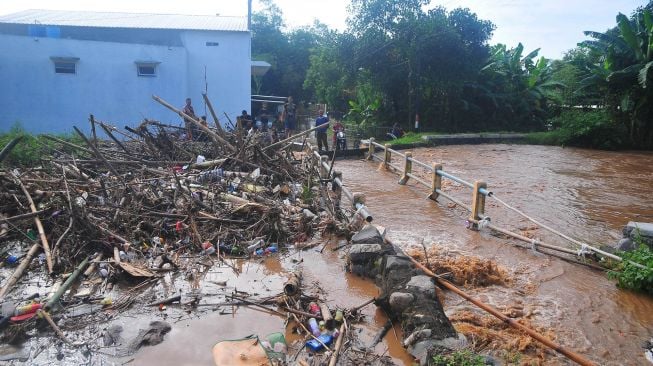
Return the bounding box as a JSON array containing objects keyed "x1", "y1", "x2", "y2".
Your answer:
[
  {"x1": 14, "y1": 175, "x2": 53, "y2": 274},
  {"x1": 201, "y1": 93, "x2": 225, "y2": 134},
  {"x1": 406, "y1": 254, "x2": 597, "y2": 366},
  {"x1": 0, "y1": 209, "x2": 47, "y2": 223},
  {"x1": 152, "y1": 95, "x2": 236, "y2": 152},
  {"x1": 73, "y1": 126, "x2": 126, "y2": 187},
  {"x1": 84, "y1": 253, "x2": 104, "y2": 277},
  {"x1": 262, "y1": 121, "x2": 331, "y2": 152},
  {"x1": 0, "y1": 243, "x2": 40, "y2": 300},
  {"x1": 37, "y1": 309, "x2": 71, "y2": 344},
  {"x1": 89, "y1": 114, "x2": 98, "y2": 147},
  {"x1": 351, "y1": 297, "x2": 375, "y2": 314},
  {"x1": 328, "y1": 317, "x2": 347, "y2": 366},
  {"x1": 318, "y1": 302, "x2": 334, "y2": 328}
]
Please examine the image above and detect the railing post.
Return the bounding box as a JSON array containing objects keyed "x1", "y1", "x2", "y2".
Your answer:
[
  {"x1": 399, "y1": 152, "x2": 412, "y2": 185},
  {"x1": 383, "y1": 144, "x2": 391, "y2": 170},
  {"x1": 428, "y1": 163, "x2": 442, "y2": 201},
  {"x1": 366, "y1": 138, "x2": 375, "y2": 160},
  {"x1": 333, "y1": 171, "x2": 343, "y2": 209},
  {"x1": 469, "y1": 180, "x2": 487, "y2": 230},
  {"x1": 353, "y1": 192, "x2": 365, "y2": 209},
  {"x1": 320, "y1": 155, "x2": 328, "y2": 180}
]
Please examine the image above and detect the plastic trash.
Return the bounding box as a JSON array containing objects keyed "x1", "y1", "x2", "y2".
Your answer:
[
  {"x1": 308, "y1": 318, "x2": 321, "y2": 337},
  {"x1": 335, "y1": 309, "x2": 344, "y2": 323},
  {"x1": 247, "y1": 239, "x2": 264, "y2": 253},
  {"x1": 196, "y1": 155, "x2": 206, "y2": 164},
  {"x1": 306, "y1": 334, "x2": 333, "y2": 352},
  {"x1": 308, "y1": 302, "x2": 320, "y2": 316},
  {"x1": 255, "y1": 248, "x2": 264, "y2": 256},
  {"x1": 5, "y1": 255, "x2": 19, "y2": 265}
]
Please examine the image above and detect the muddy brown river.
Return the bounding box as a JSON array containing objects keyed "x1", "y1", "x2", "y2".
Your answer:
[
  {"x1": 337, "y1": 144, "x2": 653, "y2": 365},
  {"x1": 133, "y1": 144, "x2": 653, "y2": 366}
]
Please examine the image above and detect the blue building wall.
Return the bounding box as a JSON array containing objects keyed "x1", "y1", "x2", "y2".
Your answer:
[{"x1": 0, "y1": 27, "x2": 250, "y2": 135}]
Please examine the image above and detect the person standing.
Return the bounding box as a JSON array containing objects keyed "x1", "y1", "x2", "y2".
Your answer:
[
  {"x1": 283, "y1": 96, "x2": 297, "y2": 138},
  {"x1": 315, "y1": 109, "x2": 329, "y2": 152},
  {"x1": 182, "y1": 98, "x2": 197, "y2": 140}
]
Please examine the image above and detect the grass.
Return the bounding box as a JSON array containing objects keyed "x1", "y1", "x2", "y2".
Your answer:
[
  {"x1": 380, "y1": 132, "x2": 432, "y2": 145},
  {"x1": 0, "y1": 122, "x2": 84, "y2": 166},
  {"x1": 432, "y1": 349, "x2": 487, "y2": 366}
]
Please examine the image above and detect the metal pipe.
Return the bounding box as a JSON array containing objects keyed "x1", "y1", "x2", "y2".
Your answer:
[
  {"x1": 387, "y1": 147, "x2": 405, "y2": 158},
  {"x1": 406, "y1": 173, "x2": 430, "y2": 188},
  {"x1": 355, "y1": 203, "x2": 373, "y2": 222},
  {"x1": 435, "y1": 189, "x2": 471, "y2": 211},
  {"x1": 388, "y1": 163, "x2": 402, "y2": 172},
  {"x1": 436, "y1": 169, "x2": 474, "y2": 189},
  {"x1": 408, "y1": 157, "x2": 431, "y2": 171}
]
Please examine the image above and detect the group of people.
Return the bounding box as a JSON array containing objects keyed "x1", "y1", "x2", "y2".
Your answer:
[{"x1": 237, "y1": 96, "x2": 298, "y2": 143}]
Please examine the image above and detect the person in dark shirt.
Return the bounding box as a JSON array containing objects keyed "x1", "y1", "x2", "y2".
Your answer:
[
  {"x1": 182, "y1": 98, "x2": 197, "y2": 140},
  {"x1": 315, "y1": 109, "x2": 329, "y2": 151},
  {"x1": 240, "y1": 110, "x2": 253, "y2": 130},
  {"x1": 283, "y1": 96, "x2": 297, "y2": 138}
]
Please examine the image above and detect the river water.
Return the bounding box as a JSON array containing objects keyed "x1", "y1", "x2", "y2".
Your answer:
[
  {"x1": 132, "y1": 144, "x2": 652, "y2": 366},
  {"x1": 335, "y1": 144, "x2": 653, "y2": 365}
]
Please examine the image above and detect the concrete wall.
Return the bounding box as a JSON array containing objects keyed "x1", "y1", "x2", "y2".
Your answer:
[
  {"x1": 0, "y1": 28, "x2": 250, "y2": 135},
  {"x1": 180, "y1": 30, "x2": 251, "y2": 126}
]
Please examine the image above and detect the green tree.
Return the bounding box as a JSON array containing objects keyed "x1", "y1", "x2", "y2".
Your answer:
[{"x1": 578, "y1": 6, "x2": 653, "y2": 148}]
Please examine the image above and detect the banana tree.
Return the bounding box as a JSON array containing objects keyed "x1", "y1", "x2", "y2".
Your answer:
[{"x1": 579, "y1": 9, "x2": 653, "y2": 147}]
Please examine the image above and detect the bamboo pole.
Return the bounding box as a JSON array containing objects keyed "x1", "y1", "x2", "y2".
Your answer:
[
  {"x1": 328, "y1": 317, "x2": 347, "y2": 366},
  {"x1": 45, "y1": 257, "x2": 90, "y2": 311},
  {"x1": 0, "y1": 209, "x2": 47, "y2": 223},
  {"x1": 152, "y1": 95, "x2": 236, "y2": 152},
  {"x1": 405, "y1": 253, "x2": 597, "y2": 366},
  {"x1": 262, "y1": 121, "x2": 331, "y2": 151},
  {"x1": 201, "y1": 93, "x2": 225, "y2": 134},
  {"x1": 37, "y1": 309, "x2": 71, "y2": 344},
  {"x1": 73, "y1": 126, "x2": 125, "y2": 187},
  {"x1": 0, "y1": 136, "x2": 24, "y2": 163},
  {"x1": 0, "y1": 243, "x2": 40, "y2": 300},
  {"x1": 15, "y1": 176, "x2": 53, "y2": 273}
]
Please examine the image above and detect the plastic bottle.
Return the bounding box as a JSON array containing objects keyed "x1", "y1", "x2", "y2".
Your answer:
[
  {"x1": 308, "y1": 302, "x2": 320, "y2": 316},
  {"x1": 335, "y1": 309, "x2": 344, "y2": 323},
  {"x1": 306, "y1": 334, "x2": 334, "y2": 352},
  {"x1": 5, "y1": 255, "x2": 19, "y2": 265},
  {"x1": 307, "y1": 318, "x2": 321, "y2": 337},
  {"x1": 246, "y1": 239, "x2": 264, "y2": 253}
]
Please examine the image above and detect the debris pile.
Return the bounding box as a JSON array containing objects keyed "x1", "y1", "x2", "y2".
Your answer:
[
  {"x1": 0, "y1": 99, "x2": 356, "y2": 363},
  {"x1": 408, "y1": 246, "x2": 510, "y2": 288}
]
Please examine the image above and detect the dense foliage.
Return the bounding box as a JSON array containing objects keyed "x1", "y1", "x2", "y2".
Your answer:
[
  {"x1": 608, "y1": 241, "x2": 653, "y2": 294},
  {"x1": 252, "y1": 0, "x2": 653, "y2": 149}
]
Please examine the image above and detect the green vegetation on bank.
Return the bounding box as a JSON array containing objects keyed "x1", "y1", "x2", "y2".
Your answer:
[
  {"x1": 608, "y1": 237, "x2": 653, "y2": 294},
  {"x1": 526, "y1": 109, "x2": 628, "y2": 149},
  {"x1": 383, "y1": 132, "x2": 431, "y2": 145},
  {"x1": 251, "y1": 0, "x2": 653, "y2": 150},
  {"x1": 0, "y1": 123, "x2": 83, "y2": 166},
  {"x1": 432, "y1": 350, "x2": 487, "y2": 366}
]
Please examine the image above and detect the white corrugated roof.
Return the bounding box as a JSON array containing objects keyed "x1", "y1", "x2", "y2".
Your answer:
[{"x1": 0, "y1": 9, "x2": 248, "y2": 32}]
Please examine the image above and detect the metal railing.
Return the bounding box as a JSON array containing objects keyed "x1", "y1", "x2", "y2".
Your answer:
[{"x1": 366, "y1": 138, "x2": 490, "y2": 222}]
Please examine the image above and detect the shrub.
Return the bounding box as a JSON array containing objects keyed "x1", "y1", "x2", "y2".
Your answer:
[
  {"x1": 529, "y1": 109, "x2": 628, "y2": 149},
  {"x1": 0, "y1": 122, "x2": 83, "y2": 167},
  {"x1": 607, "y1": 239, "x2": 653, "y2": 294},
  {"x1": 432, "y1": 349, "x2": 487, "y2": 366}
]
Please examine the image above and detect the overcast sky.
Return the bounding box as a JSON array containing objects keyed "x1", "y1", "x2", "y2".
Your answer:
[{"x1": 0, "y1": 0, "x2": 645, "y2": 59}]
